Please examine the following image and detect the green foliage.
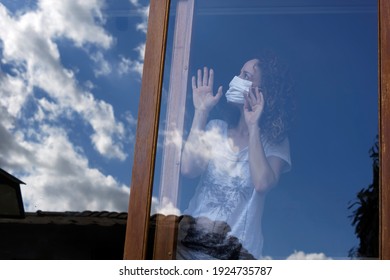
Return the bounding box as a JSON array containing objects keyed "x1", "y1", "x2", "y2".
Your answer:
[{"x1": 348, "y1": 138, "x2": 379, "y2": 259}]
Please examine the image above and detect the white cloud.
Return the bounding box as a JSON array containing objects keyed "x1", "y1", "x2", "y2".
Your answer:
[
  {"x1": 0, "y1": 69, "x2": 31, "y2": 126},
  {"x1": 286, "y1": 251, "x2": 332, "y2": 260},
  {"x1": 118, "y1": 54, "x2": 143, "y2": 77},
  {"x1": 125, "y1": 0, "x2": 149, "y2": 76},
  {"x1": 134, "y1": 5, "x2": 149, "y2": 34},
  {"x1": 0, "y1": 112, "x2": 34, "y2": 171},
  {"x1": 128, "y1": 0, "x2": 141, "y2": 6},
  {"x1": 128, "y1": 0, "x2": 150, "y2": 34},
  {"x1": 0, "y1": 1, "x2": 136, "y2": 211},
  {"x1": 91, "y1": 51, "x2": 112, "y2": 77},
  {"x1": 124, "y1": 110, "x2": 137, "y2": 127},
  {"x1": 83, "y1": 80, "x2": 95, "y2": 90},
  {"x1": 19, "y1": 125, "x2": 129, "y2": 211},
  {"x1": 165, "y1": 126, "x2": 249, "y2": 181},
  {"x1": 150, "y1": 196, "x2": 181, "y2": 216},
  {"x1": 135, "y1": 43, "x2": 146, "y2": 59},
  {"x1": 0, "y1": 1, "x2": 128, "y2": 160},
  {"x1": 260, "y1": 251, "x2": 332, "y2": 260},
  {"x1": 117, "y1": 43, "x2": 145, "y2": 77},
  {"x1": 0, "y1": 105, "x2": 130, "y2": 211},
  {"x1": 38, "y1": 0, "x2": 113, "y2": 49}
]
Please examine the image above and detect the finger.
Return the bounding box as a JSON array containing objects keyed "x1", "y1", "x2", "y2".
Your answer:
[
  {"x1": 208, "y1": 68, "x2": 214, "y2": 90},
  {"x1": 244, "y1": 94, "x2": 250, "y2": 111},
  {"x1": 252, "y1": 87, "x2": 260, "y2": 101},
  {"x1": 257, "y1": 90, "x2": 265, "y2": 111},
  {"x1": 197, "y1": 69, "x2": 202, "y2": 87},
  {"x1": 254, "y1": 87, "x2": 261, "y2": 103},
  {"x1": 215, "y1": 85, "x2": 223, "y2": 101},
  {"x1": 246, "y1": 89, "x2": 255, "y2": 105},
  {"x1": 249, "y1": 87, "x2": 256, "y2": 105},
  {"x1": 203, "y1": 67, "x2": 208, "y2": 86},
  {"x1": 257, "y1": 89, "x2": 264, "y2": 104},
  {"x1": 192, "y1": 76, "x2": 196, "y2": 90}
]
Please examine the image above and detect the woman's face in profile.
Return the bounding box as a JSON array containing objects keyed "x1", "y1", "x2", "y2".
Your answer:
[{"x1": 238, "y1": 59, "x2": 261, "y2": 88}]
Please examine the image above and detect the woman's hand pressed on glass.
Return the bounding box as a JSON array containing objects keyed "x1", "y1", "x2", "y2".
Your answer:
[{"x1": 192, "y1": 67, "x2": 222, "y2": 113}]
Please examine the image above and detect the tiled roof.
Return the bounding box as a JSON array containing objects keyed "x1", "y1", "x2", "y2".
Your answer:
[{"x1": 0, "y1": 210, "x2": 127, "y2": 226}]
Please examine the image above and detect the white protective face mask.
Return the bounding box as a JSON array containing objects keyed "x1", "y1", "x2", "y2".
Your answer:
[{"x1": 225, "y1": 76, "x2": 252, "y2": 104}]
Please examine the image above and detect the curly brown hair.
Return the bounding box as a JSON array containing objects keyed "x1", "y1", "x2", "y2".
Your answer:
[{"x1": 255, "y1": 50, "x2": 295, "y2": 143}]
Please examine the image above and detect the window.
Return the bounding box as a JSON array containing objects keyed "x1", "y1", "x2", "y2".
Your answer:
[{"x1": 125, "y1": 0, "x2": 389, "y2": 260}]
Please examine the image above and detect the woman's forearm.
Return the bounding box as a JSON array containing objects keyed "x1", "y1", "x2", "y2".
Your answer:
[
  {"x1": 180, "y1": 109, "x2": 210, "y2": 178},
  {"x1": 247, "y1": 126, "x2": 279, "y2": 193}
]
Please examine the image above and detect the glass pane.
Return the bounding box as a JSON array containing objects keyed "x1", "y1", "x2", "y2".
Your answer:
[{"x1": 151, "y1": 0, "x2": 378, "y2": 260}]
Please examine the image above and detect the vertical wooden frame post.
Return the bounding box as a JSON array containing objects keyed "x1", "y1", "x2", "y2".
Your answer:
[
  {"x1": 380, "y1": 0, "x2": 390, "y2": 260},
  {"x1": 123, "y1": 0, "x2": 170, "y2": 260},
  {"x1": 154, "y1": 0, "x2": 195, "y2": 260}
]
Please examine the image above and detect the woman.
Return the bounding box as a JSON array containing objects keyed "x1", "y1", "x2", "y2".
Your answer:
[{"x1": 177, "y1": 54, "x2": 293, "y2": 259}]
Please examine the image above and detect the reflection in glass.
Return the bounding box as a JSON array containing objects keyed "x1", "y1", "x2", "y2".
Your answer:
[
  {"x1": 177, "y1": 55, "x2": 294, "y2": 259},
  {"x1": 152, "y1": 0, "x2": 378, "y2": 260}
]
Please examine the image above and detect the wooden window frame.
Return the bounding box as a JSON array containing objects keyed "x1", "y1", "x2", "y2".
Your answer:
[{"x1": 124, "y1": 0, "x2": 390, "y2": 260}]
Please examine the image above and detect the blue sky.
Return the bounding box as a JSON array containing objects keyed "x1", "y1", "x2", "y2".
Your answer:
[
  {"x1": 0, "y1": 0, "x2": 378, "y2": 260},
  {"x1": 0, "y1": 0, "x2": 149, "y2": 211}
]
